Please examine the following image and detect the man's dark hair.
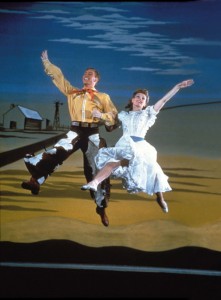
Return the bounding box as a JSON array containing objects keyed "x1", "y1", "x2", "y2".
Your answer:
[{"x1": 85, "y1": 67, "x2": 101, "y2": 81}]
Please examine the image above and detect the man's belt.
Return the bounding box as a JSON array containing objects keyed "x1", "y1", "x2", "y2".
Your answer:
[{"x1": 71, "y1": 121, "x2": 98, "y2": 128}]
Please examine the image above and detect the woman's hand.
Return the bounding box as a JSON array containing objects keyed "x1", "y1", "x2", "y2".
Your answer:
[
  {"x1": 178, "y1": 79, "x2": 194, "y2": 89},
  {"x1": 92, "y1": 109, "x2": 103, "y2": 119}
]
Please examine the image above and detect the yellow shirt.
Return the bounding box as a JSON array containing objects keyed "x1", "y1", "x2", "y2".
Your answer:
[{"x1": 42, "y1": 59, "x2": 118, "y2": 126}]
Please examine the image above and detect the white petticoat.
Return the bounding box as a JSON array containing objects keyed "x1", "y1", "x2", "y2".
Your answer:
[{"x1": 95, "y1": 135, "x2": 172, "y2": 195}]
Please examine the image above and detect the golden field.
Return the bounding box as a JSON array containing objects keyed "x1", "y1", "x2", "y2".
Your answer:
[{"x1": 1, "y1": 152, "x2": 221, "y2": 252}]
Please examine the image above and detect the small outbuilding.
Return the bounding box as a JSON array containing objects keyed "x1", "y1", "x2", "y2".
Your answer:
[{"x1": 3, "y1": 105, "x2": 43, "y2": 130}]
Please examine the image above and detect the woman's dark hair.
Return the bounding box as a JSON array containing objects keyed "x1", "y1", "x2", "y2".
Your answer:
[{"x1": 125, "y1": 89, "x2": 149, "y2": 111}]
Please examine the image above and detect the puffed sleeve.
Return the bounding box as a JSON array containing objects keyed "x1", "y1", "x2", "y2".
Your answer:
[
  {"x1": 118, "y1": 111, "x2": 127, "y2": 122},
  {"x1": 145, "y1": 105, "x2": 158, "y2": 128}
]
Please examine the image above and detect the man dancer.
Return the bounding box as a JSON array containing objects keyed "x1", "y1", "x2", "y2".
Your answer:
[{"x1": 21, "y1": 50, "x2": 119, "y2": 227}]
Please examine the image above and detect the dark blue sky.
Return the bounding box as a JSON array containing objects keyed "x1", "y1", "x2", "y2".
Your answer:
[{"x1": 0, "y1": 1, "x2": 221, "y2": 125}]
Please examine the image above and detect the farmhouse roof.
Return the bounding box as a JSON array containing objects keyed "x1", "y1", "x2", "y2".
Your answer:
[{"x1": 18, "y1": 105, "x2": 43, "y2": 121}]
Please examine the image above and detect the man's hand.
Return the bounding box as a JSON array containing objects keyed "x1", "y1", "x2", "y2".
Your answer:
[{"x1": 41, "y1": 50, "x2": 48, "y2": 61}]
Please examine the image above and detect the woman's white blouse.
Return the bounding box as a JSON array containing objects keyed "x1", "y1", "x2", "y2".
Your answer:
[{"x1": 118, "y1": 105, "x2": 158, "y2": 138}]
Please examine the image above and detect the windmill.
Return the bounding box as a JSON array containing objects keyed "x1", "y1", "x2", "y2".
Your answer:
[{"x1": 53, "y1": 101, "x2": 63, "y2": 130}]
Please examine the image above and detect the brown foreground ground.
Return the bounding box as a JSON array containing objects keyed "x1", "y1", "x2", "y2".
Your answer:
[{"x1": 1, "y1": 151, "x2": 221, "y2": 251}]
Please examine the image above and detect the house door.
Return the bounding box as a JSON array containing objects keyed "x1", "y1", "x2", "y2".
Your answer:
[{"x1": 10, "y1": 121, "x2": 16, "y2": 129}]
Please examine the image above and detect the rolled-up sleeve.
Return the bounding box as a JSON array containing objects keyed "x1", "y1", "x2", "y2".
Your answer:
[
  {"x1": 42, "y1": 59, "x2": 75, "y2": 95},
  {"x1": 99, "y1": 93, "x2": 118, "y2": 126}
]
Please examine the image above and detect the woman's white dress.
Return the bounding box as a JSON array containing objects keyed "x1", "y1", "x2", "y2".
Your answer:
[{"x1": 95, "y1": 106, "x2": 172, "y2": 195}]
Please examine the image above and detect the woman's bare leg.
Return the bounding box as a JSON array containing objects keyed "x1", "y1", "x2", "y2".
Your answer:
[
  {"x1": 81, "y1": 161, "x2": 121, "y2": 192},
  {"x1": 155, "y1": 192, "x2": 169, "y2": 213}
]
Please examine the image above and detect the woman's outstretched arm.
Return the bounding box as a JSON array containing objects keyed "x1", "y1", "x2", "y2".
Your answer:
[{"x1": 153, "y1": 79, "x2": 194, "y2": 112}]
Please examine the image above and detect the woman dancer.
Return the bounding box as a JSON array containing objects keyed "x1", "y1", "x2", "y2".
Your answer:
[{"x1": 81, "y1": 79, "x2": 194, "y2": 215}]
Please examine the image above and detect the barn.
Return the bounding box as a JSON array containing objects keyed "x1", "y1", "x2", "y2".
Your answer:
[{"x1": 3, "y1": 105, "x2": 44, "y2": 131}]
